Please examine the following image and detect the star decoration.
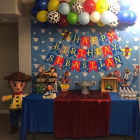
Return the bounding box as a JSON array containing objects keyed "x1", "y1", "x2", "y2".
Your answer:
[
  {"x1": 61, "y1": 29, "x2": 72, "y2": 41},
  {"x1": 121, "y1": 44, "x2": 133, "y2": 57}
]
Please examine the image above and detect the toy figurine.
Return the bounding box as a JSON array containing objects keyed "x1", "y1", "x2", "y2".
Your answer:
[
  {"x1": 133, "y1": 65, "x2": 139, "y2": 77},
  {"x1": 52, "y1": 79, "x2": 58, "y2": 92},
  {"x1": 105, "y1": 83, "x2": 114, "y2": 91},
  {"x1": 37, "y1": 65, "x2": 46, "y2": 78},
  {"x1": 47, "y1": 85, "x2": 52, "y2": 94},
  {"x1": 106, "y1": 72, "x2": 113, "y2": 77},
  {"x1": 124, "y1": 67, "x2": 131, "y2": 80},
  {"x1": 1, "y1": 72, "x2": 31, "y2": 135},
  {"x1": 114, "y1": 70, "x2": 124, "y2": 85},
  {"x1": 62, "y1": 71, "x2": 72, "y2": 84}
]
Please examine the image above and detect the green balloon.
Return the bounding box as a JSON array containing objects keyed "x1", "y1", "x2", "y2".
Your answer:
[
  {"x1": 69, "y1": 0, "x2": 76, "y2": 12},
  {"x1": 67, "y1": 12, "x2": 78, "y2": 24}
]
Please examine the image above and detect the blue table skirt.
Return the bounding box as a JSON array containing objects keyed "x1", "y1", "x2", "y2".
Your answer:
[{"x1": 20, "y1": 92, "x2": 139, "y2": 140}]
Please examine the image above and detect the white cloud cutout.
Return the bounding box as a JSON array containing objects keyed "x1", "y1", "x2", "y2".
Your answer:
[
  {"x1": 133, "y1": 32, "x2": 136, "y2": 34},
  {"x1": 57, "y1": 29, "x2": 62, "y2": 33},
  {"x1": 42, "y1": 50, "x2": 45, "y2": 52},
  {"x1": 48, "y1": 38, "x2": 54, "y2": 42},
  {"x1": 125, "y1": 28, "x2": 130, "y2": 32},
  {"x1": 73, "y1": 29, "x2": 79, "y2": 33},
  {"x1": 40, "y1": 29, "x2": 45, "y2": 33},
  {"x1": 132, "y1": 46, "x2": 138, "y2": 50},
  {"x1": 117, "y1": 64, "x2": 122, "y2": 68},
  {"x1": 33, "y1": 38, "x2": 38, "y2": 42},
  {"x1": 32, "y1": 46, "x2": 38, "y2": 50},
  {"x1": 116, "y1": 32, "x2": 119, "y2": 34},
  {"x1": 49, "y1": 32, "x2": 52, "y2": 35},
  {"x1": 133, "y1": 59, "x2": 136, "y2": 61},
  {"x1": 69, "y1": 72, "x2": 71, "y2": 76},
  {"x1": 99, "y1": 72, "x2": 104, "y2": 77},
  {"x1": 75, "y1": 76, "x2": 78, "y2": 78},
  {"x1": 133, "y1": 37, "x2": 139, "y2": 42},
  {"x1": 99, "y1": 32, "x2": 102, "y2": 35},
  {"x1": 90, "y1": 29, "x2": 96, "y2": 33},
  {"x1": 92, "y1": 76, "x2": 95, "y2": 78},
  {"x1": 33, "y1": 20, "x2": 38, "y2": 24},
  {"x1": 34, "y1": 59, "x2": 37, "y2": 61},
  {"x1": 82, "y1": 32, "x2": 85, "y2": 35},
  {"x1": 109, "y1": 67, "x2": 112, "y2": 70},
  {"x1": 33, "y1": 64, "x2": 40, "y2": 68},
  {"x1": 58, "y1": 41, "x2": 61, "y2": 44},
  {"x1": 33, "y1": 32, "x2": 36, "y2": 35},
  {"x1": 33, "y1": 72, "x2": 38, "y2": 76},
  {"x1": 48, "y1": 46, "x2": 52, "y2": 50},
  {"x1": 82, "y1": 72, "x2": 88, "y2": 77},
  {"x1": 118, "y1": 38, "x2": 122, "y2": 42},
  {"x1": 126, "y1": 41, "x2": 129, "y2": 43},
  {"x1": 42, "y1": 41, "x2": 45, "y2": 44},
  {"x1": 40, "y1": 55, "x2": 46, "y2": 59},
  {"x1": 59, "y1": 76, "x2": 62, "y2": 78},
  {"x1": 133, "y1": 85, "x2": 136, "y2": 88}
]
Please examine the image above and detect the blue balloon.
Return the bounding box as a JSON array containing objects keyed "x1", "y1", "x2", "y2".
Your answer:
[
  {"x1": 117, "y1": 10, "x2": 131, "y2": 23},
  {"x1": 35, "y1": 0, "x2": 47, "y2": 10},
  {"x1": 59, "y1": 3, "x2": 70, "y2": 15},
  {"x1": 119, "y1": 0, "x2": 131, "y2": 10},
  {"x1": 31, "y1": 7, "x2": 40, "y2": 17},
  {"x1": 78, "y1": 12, "x2": 90, "y2": 25},
  {"x1": 127, "y1": 11, "x2": 137, "y2": 24}
]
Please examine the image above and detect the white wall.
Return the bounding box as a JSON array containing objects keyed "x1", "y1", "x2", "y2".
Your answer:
[{"x1": 18, "y1": 18, "x2": 32, "y2": 94}]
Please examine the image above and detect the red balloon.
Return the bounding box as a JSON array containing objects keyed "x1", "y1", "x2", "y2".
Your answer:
[
  {"x1": 58, "y1": 14, "x2": 69, "y2": 28},
  {"x1": 83, "y1": 0, "x2": 96, "y2": 14},
  {"x1": 88, "y1": 20, "x2": 95, "y2": 25},
  {"x1": 59, "y1": 0, "x2": 68, "y2": 4}
]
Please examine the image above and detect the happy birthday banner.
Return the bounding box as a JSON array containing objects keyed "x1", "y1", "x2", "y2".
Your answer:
[
  {"x1": 45, "y1": 53, "x2": 123, "y2": 72},
  {"x1": 51, "y1": 42, "x2": 121, "y2": 60},
  {"x1": 71, "y1": 30, "x2": 118, "y2": 47}
]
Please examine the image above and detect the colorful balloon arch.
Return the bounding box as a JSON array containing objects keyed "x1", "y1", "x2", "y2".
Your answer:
[{"x1": 31, "y1": 0, "x2": 137, "y2": 28}]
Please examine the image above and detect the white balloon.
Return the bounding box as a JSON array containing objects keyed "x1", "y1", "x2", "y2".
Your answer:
[
  {"x1": 90, "y1": 11, "x2": 100, "y2": 23},
  {"x1": 101, "y1": 11, "x2": 117, "y2": 24}
]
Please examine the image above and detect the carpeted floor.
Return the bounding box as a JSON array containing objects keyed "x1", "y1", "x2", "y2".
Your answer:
[{"x1": 0, "y1": 114, "x2": 134, "y2": 140}]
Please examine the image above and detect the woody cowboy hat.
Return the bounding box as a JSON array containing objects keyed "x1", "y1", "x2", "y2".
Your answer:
[{"x1": 3, "y1": 71, "x2": 32, "y2": 81}]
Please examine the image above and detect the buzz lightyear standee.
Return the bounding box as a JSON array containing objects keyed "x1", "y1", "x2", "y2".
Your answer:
[{"x1": 1, "y1": 72, "x2": 31, "y2": 135}]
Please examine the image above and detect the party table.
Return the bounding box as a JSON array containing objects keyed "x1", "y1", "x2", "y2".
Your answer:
[
  {"x1": 20, "y1": 91, "x2": 139, "y2": 140},
  {"x1": 54, "y1": 90, "x2": 111, "y2": 138}
]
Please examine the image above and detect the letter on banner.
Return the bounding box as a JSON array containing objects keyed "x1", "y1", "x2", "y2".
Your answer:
[
  {"x1": 102, "y1": 45, "x2": 113, "y2": 58},
  {"x1": 77, "y1": 49, "x2": 86, "y2": 59},
  {"x1": 113, "y1": 55, "x2": 123, "y2": 65},
  {"x1": 97, "y1": 60, "x2": 107, "y2": 71},
  {"x1": 62, "y1": 59, "x2": 72, "y2": 70},
  {"x1": 71, "y1": 35, "x2": 81, "y2": 46},
  {"x1": 110, "y1": 42, "x2": 121, "y2": 55},
  {"x1": 105, "y1": 58, "x2": 115, "y2": 70},
  {"x1": 95, "y1": 48, "x2": 104, "y2": 58},
  {"x1": 90, "y1": 36, "x2": 98, "y2": 47},
  {"x1": 45, "y1": 53, "x2": 56, "y2": 64},
  {"x1": 86, "y1": 49, "x2": 94, "y2": 59},
  {"x1": 51, "y1": 42, "x2": 62, "y2": 54},
  {"x1": 81, "y1": 36, "x2": 90, "y2": 48},
  {"x1": 98, "y1": 33, "x2": 109, "y2": 46},
  {"x1": 89, "y1": 61, "x2": 98, "y2": 72},
  {"x1": 60, "y1": 45, "x2": 70, "y2": 57},
  {"x1": 53, "y1": 56, "x2": 64, "y2": 69},
  {"x1": 106, "y1": 30, "x2": 118, "y2": 43},
  {"x1": 71, "y1": 60, "x2": 80, "y2": 72},
  {"x1": 68, "y1": 47, "x2": 78, "y2": 58},
  {"x1": 80, "y1": 61, "x2": 89, "y2": 72}
]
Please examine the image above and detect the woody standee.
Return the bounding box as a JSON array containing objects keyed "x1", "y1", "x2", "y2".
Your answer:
[{"x1": 2, "y1": 72, "x2": 31, "y2": 135}]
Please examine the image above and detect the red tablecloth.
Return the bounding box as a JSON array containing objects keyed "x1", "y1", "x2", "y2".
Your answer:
[{"x1": 54, "y1": 90, "x2": 111, "y2": 138}]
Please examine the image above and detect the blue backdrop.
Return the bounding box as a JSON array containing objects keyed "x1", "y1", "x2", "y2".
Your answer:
[{"x1": 31, "y1": 19, "x2": 139, "y2": 94}]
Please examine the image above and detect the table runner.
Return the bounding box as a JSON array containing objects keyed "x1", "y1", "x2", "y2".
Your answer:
[{"x1": 54, "y1": 90, "x2": 111, "y2": 138}]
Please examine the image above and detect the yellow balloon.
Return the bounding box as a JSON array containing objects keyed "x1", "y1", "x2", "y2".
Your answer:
[
  {"x1": 96, "y1": 0, "x2": 108, "y2": 14},
  {"x1": 48, "y1": 0, "x2": 59, "y2": 11},
  {"x1": 97, "y1": 20, "x2": 105, "y2": 26},
  {"x1": 37, "y1": 11, "x2": 48, "y2": 22}
]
